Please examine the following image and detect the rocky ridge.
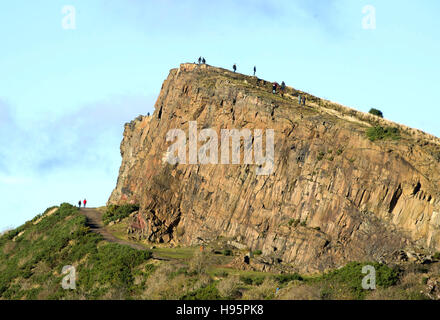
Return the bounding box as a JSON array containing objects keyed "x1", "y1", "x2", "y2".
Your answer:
[{"x1": 108, "y1": 63, "x2": 440, "y2": 273}]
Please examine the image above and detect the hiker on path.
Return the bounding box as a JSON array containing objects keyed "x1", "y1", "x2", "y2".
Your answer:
[
  {"x1": 83, "y1": 199, "x2": 87, "y2": 208},
  {"x1": 198, "y1": 57, "x2": 202, "y2": 64},
  {"x1": 280, "y1": 81, "x2": 286, "y2": 97},
  {"x1": 202, "y1": 57, "x2": 206, "y2": 64},
  {"x1": 233, "y1": 64, "x2": 237, "y2": 72},
  {"x1": 272, "y1": 82, "x2": 278, "y2": 94},
  {"x1": 302, "y1": 96, "x2": 307, "y2": 106},
  {"x1": 78, "y1": 200, "x2": 81, "y2": 208},
  {"x1": 253, "y1": 66, "x2": 256, "y2": 76},
  {"x1": 298, "y1": 94, "x2": 302, "y2": 105}
]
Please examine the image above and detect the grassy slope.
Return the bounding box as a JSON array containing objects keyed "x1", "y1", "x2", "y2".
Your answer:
[
  {"x1": 0, "y1": 204, "x2": 152, "y2": 300},
  {"x1": 0, "y1": 203, "x2": 437, "y2": 300}
]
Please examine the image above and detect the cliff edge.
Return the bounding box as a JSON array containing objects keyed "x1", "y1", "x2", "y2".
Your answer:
[{"x1": 108, "y1": 63, "x2": 440, "y2": 273}]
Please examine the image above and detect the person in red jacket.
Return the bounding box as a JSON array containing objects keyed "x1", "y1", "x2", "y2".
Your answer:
[{"x1": 83, "y1": 199, "x2": 87, "y2": 208}]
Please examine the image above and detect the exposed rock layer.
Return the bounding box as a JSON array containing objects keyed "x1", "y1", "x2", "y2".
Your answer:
[{"x1": 109, "y1": 63, "x2": 440, "y2": 273}]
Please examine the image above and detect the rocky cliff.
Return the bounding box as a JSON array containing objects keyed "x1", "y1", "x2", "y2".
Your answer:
[{"x1": 109, "y1": 63, "x2": 440, "y2": 273}]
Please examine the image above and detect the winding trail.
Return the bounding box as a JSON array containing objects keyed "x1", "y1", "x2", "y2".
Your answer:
[{"x1": 80, "y1": 208, "x2": 146, "y2": 251}]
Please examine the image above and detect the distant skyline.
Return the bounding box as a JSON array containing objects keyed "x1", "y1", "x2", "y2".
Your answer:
[{"x1": 1, "y1": 0, "x2": 439, "y2": 230}]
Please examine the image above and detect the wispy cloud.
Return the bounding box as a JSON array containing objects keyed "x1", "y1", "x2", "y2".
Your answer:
[{"x1": 0, "y1": 95, "x2": 154, "y2": 177}]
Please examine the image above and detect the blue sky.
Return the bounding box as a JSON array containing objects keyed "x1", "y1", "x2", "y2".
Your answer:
[{"x1": 0, "y1": 0, "x2": 439, "y2": 230}]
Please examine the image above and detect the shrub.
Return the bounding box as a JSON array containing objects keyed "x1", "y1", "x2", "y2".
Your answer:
[
  {"x1": 102, "y1": 204, "x2": 140, "y2": 225},
  {"x1": 240, "y1": 275, "x2": 266, "y2": 285},
  {"x1": 253, "y1": 250, "x2": 263, "y2": 256},
  {"x1": 218, "y1": 275, "x2": 241, "y2": 299},
  {"x1": 317, "y1": 262, "x2": 400, "y2": 300},
  {"x1": 366, "y1": 126, "x2": 400, "y2": 142},
  {"x1": 242, "y1": 278, "x2": 278, "y2": 300},
  {"x1": 317, "y1": 151, "x2": 325, "y2": 161},
  {"x1": 181, "y1": 282, "x2": 221, "y2": 300},
  {"x1": 288, "y1": 219, "x2": 300, "y2": 227},
  {"x1": 222, "y1": 249, "x2": 233, "y2": 256},
  {"x1": 369, "y1": 108, "x2": 384, "y2": 118},
  {"x1": 274, "y1": 273, "x2": 303, "y2": 285},
  {"x1": 189, "y1": 251, "x2": 209, "y2": 274}
]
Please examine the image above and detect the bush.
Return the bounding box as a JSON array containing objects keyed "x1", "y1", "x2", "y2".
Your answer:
[
  {"x1": 274, "y1": 273, "x2": 303, "y2": 285},
  {"x1": 369, "y1": 108, "x2": 384, "y2": 118},
  {"x1": 317, "y1": 262, "x2": 400, "y2": 300},
  {"x1": 218, "y1": 275, "x2": 241, "y2": 299},
  {"x1": 181, "y1": 282, "x2": 221, "y2": 300},
  {"x1": 288, "y1": 219, "x2": 300, "y2": 227},
  {"x1": 240, "y1": 275, "x2": 266, "y2": 286},
  {"x1": 366, "y1": 126, "x2": 400, "y2": 142},
  {"x1": 102, "y1": 204, "x2": 140, "y2": 225}
]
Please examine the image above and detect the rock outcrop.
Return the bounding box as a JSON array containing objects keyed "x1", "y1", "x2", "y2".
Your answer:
[{"x1": 109, "y1": 63, "x2": 440, "y2": 273}]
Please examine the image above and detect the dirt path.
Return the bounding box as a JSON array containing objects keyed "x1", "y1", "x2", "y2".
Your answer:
[{"x1": 80, "y1": 208, "x2": 146, "y2": 251}]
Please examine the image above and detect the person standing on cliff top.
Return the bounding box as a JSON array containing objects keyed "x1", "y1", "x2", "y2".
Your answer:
[
  {"x1": 83, "y1": 199, "x2": 87, "y2": 208},
  {"x1": 281, "y1": 81, "x2": 286, "y2": 97},
  {"x1": 253, "y1": 66, "x2": 256, "y2": 76},
  {"x1": 233, "y1": 64, "x2": 237, "y2": 72},
  {"x1": 202, "y1": 57, "x2": 206, "y2": 64},
  {"x1": 78, "y1": 200, "x2": 81, "y2": 208},
  {"x1": 198, "y1": 57, "x2": 201, "y2": 64}
]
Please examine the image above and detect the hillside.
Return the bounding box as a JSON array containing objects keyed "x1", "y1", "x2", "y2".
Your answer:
[
  {"x1": 1, "y1": 203, "x2": 439, "y2": 300},
  {"x1": 108, "y1": 63, "x2": 440, "y2": 274}
]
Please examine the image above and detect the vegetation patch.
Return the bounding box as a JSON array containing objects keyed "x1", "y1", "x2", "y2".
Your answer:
[
  {"x1": 310, "y1": 262, "x2": 400, "y2": 300},
  {"x1": 0, "y1": 203, "x2": 152, "y2": 300},
  {"x1": 369, "y1": 108, "x2": 384, "y2": 118},
  {"x1": 102, "y1": 204, "x2": 140, "y2": 225},
  {"x1": 366, "y1": 126, "x2": 400, "y2": 141}
]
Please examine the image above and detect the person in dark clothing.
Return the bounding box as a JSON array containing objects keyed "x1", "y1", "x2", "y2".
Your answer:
[
  {"x1": 202, "y1": 57, "x2": 206, "y2": 64},
  {"x1": 302, "y1": 96, "x2": 307, "y2": 106},
  {"x1": 298, "y1": 94, "x2": 302, "y2": 105},
  {"x1": 78, "y1": 200, "x2": 81, "y2": 208},
  {"x1": 198, "y1": 57, "x2": 202, "y2": 64},
  {"x1": 280, "y1": 81, "x2": 286, "y2": 97},
  {"x1": 272, "y1": 83, "x2": 278, "y2": 94},
  {"x1": 253, "y1": 66, "x2": 256, "y2": 76},
  {"x1": 233, "y1": 64, "x2": 237, "y2": 72},
  {"x1": 83, "y1": 199, "x2": 87, "y2": 208}
]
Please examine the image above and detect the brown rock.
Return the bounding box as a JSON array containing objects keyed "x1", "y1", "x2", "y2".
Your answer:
[{"x1": 108, "y1": 63, "x2": 440, "y2": 273}]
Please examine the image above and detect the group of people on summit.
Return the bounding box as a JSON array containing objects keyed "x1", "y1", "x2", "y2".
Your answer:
[{"x1": 196, "y1": 58, "x2": 307, "y2": 106}]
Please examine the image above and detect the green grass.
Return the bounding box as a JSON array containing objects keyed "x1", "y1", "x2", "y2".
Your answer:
[
  {"x1": 308, "y1": 262, "x2": 400, "y2": 300},
  {"x1": 366, "y1": 126, "x2": 401, "y2": 142},
  {"x1": 0, "y1": 203, "x2": 152, "y2": 300},
  {"x1": 151, "y1": 247, "x2": 198, "y2": 260}
]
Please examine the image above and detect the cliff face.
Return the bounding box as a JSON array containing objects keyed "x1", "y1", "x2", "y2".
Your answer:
[{"x1": 109, "y1": 63, "x2": 440, "y2": 273}]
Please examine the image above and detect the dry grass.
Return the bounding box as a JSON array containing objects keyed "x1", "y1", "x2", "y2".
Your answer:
[
  {"x1": 2, "y1": 241, "x2": 16, "y2": 255},
  {"x1": 242, "y1": 278, "x2": 278, "y2": 300},
  {"x1": 278, "y1": 284, "x2": 322, "y2": 300},
  {"x1": 217, "y1": 275, "x2": 241, "y2": 299},
  {"x1": 142, "y1": 264, "x2": 187, "y2": 300}
]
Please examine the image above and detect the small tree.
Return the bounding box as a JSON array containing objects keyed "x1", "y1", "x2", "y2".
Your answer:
[{"x1": 369, "y1": 108, "x2": 384, "y2": 118}]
